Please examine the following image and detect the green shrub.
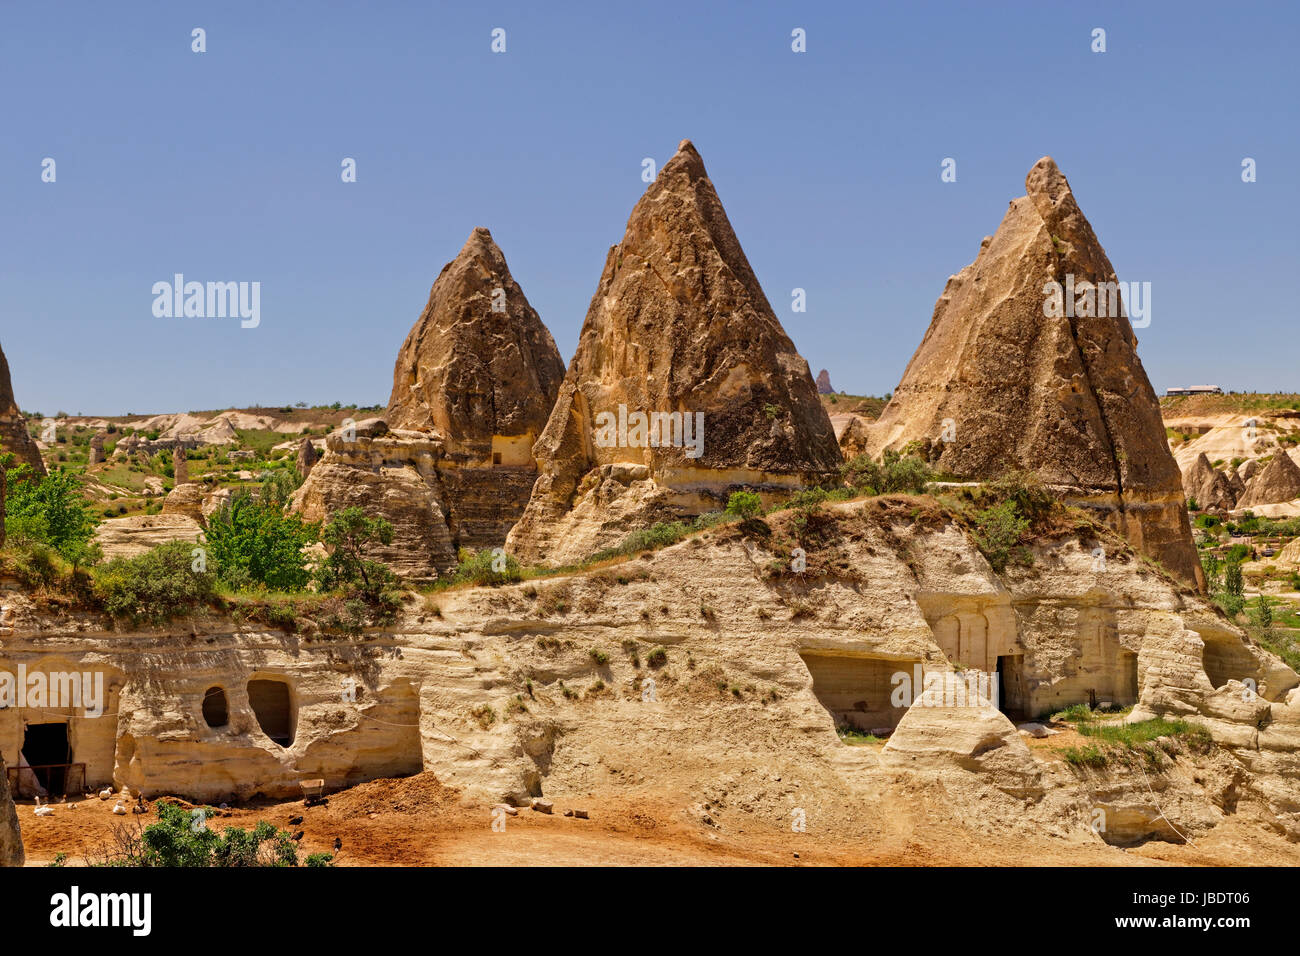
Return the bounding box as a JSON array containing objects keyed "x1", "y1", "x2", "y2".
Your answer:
[
  {"x1": 94, "y1": 541, "x2": 217, "y2": 625},
  {"x1": 971, "y1": 500, "x2": 1030, "y2": 572},
  {"x1": 205, "y1": 492, "x2": 318, "y2": 592},
  {"x1": 314, "y1": 508, "x2": 398, "y2": 602},
  {"x1": 725, "y1": 491, "x2": 763, "y2": 519},
  {"x1": 448, "y1": 547, "x2": 522, "y2": 587},
  {"x1": 2, "y1": 461, "x2": 98, "y2": 560}
]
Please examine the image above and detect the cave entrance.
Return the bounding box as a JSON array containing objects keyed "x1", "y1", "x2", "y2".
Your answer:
[
  {"x1": 21, "y1": 722, "x2": 73, "y2": 796},
  {"x1": 996, "y1": 655, "x2": 1026, "y2": 722},
  {"x1": 799, "y1": 652, "x2": 914, "y2": 734},
  {"x1": 202, "y1": 686, "x2": 229, "y2": 728},
  {"x1": 248, "y1": 679, "x2": 295, "y2": 747}
]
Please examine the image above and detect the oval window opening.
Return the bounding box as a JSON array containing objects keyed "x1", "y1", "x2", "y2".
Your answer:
[
  {"x1": 247, "y1": 679, "x2": 295, "y2": 747},
  {"x1": 202, "y1": 687, "x2": 229, "y2": 728}
]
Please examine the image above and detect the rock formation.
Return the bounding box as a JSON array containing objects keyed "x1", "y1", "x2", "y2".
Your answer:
[
  {"x1": 867, "y1": 157, "x2": 1202, "y2": 590},
  {"x1": 297, "y1": 437, "x2": 318, "y2": 478},
  {"x1": 0, "y1": 754, "x2": 22, "y2": 866},
  {"x1": 88, "y1": 433, "x2": 105, "y2": 465},
  {"x1": 292, "y1": 230, "x2": 564, "y2": 576},
  {"x1": 93, "y1": 514, "x2": 204, "y2": 560},
  {"x1": 161, "y1": 482, "x2": 208, "y2": 524},
  {"x1": 173, "y1": 445, "x2": 189, "y2": 484},
  {"x1": 507, "y1": 140, "x2": 841, "y2": 565},
  {"x1": 0, "y1": 341, "x2": 45, "y2": 475},
  {"x1": 1183, "y1": 453, "x2": 1236, "y2": 512},
  {"x1": 1239, "y1": 452, "x2": 1300, "y2": 509},
  {"x1": 816, "y1": 369, "x2": 835, "y2": 394}
]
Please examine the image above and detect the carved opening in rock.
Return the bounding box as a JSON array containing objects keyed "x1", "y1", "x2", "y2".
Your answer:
[
  {"x1": 995, "y1": 654, "x2": 1027, "y2": 721},
  {"x1": 202, "y1": 686, "x2": 229, "y2": 728},
  {"x1": 247, "y1": 679, "x2": 295, "y2": 747},
  {"x1": 21, "y1": 722, "x2": 71, "y2": 796},
  {"x1": 799, "y1": 652, "x2": 916, "y2": 733},
  {"x1": 1201, "y1": 630, "x2": 1261, "y2": 693}
]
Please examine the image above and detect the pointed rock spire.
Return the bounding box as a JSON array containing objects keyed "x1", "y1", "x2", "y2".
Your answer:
[
  {"x1": 1183, "y1": 452, "x2": 1236, "y2": 512},
  {"x1": 507, "y1": 140, "x2": 840, "y2": 565},
  {"x1": 1239, "y1": 451, "x2": 1300, "y2": 509},
  {"x1": 0, "y1": 341, "x2": 45, "y2": 475},
  {"x1": 387, "y1": 227, "x2": 566, "y2": 462},
  {"x1": 868, "y1": 158, "x2": 1202, "y2": 588}
]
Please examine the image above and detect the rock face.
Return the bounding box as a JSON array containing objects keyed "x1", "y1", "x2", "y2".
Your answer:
[
  {"x1": 161, "y1": 482, "x2": 208, "y2": 524},
  {"x1": 88, "y1": 433, "x2": 105, "y2": 465},
  {"x1": 816, "y1": 369, "x2": 835, "y2": 394},
  {"x1": 0, "y1": 341, "x2": 45, "y2": 475},
  {"x1": 867, "y1": 157, "x2": 1202, "y2": 590},
  {"x1": 1239, "y1": 452, "x2": 1300, "y2": 509},
  {"x1": 0, "y1": 754, "x2": 22, "y2": 866},
  {"x1": 507, "y1": 140, "x2": 841, "y2": 565},
  {"x1": 173, "y1": 446, "x2": 189, "y2": 484},
  {"x1": 292, "y1": 231, "x2": 564, "y2": 576},
  {"x1": 93, "y1": 514, "x2": 204, "y2": 560},
  {"x1": 387, "y1": 227, "x2": 566, "y2": 462},
  {"x1": 1183, "y1": 453, "x2": 1237, "y2": 512},
  {"x1": 296, "y1": 437, "x2": 318, "y2": 478}
]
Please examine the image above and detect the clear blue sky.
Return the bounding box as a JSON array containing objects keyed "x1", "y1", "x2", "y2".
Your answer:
[{"x1": 1, "y1": 0, "x2": 1295, "y2": 415}]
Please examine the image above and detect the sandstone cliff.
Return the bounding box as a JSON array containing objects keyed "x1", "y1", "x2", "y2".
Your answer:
[
  {"x1": 867, "y1": 158, "x2": 1202, "y2": 589},
  {"x1": 508, "y1": 140, "x2": 841, "y2": 565},
  {"x1": 3, "y1": 500, "x2": 1297, "y2": 857},
  {"x1": 0, "y1": 341, "x2": 45, "y2": 475}
]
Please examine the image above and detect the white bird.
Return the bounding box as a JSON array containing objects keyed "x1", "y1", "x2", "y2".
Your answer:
[
  {"x1": 33, "y1": 797, "x2": 53, "y2": 817},
  {"x1": 111, "y1": 801, "x2": 127, "y2": 816},
  {"x1": 98, "y1": 787, "x2": 114, "y2": 800}
]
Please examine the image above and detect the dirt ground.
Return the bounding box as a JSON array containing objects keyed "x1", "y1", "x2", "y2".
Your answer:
[{"x1": 17, "y1": 754, "x2": 1299, "y2": 868}]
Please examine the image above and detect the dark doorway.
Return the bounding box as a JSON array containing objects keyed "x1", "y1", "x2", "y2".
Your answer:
[
  {"x1": 996, "y1": 655, "x2": 1026, "y2": 722},
  {"x1": 22, "y1": 723, "x2": 71, "y2": 796},
  {"x1": 202, "y1": 687, "x2": 229, "y2": 728},
  {"x1": 248, "y1": 679, "x2": 294, "y2": 747}
]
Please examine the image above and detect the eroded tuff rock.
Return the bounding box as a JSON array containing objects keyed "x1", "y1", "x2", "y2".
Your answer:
[
  {"x1": 508, "y1": 140, "x2": 841, "y2": 565},
  {"x1": 93, "y1": 513, "x2": 204, "y2": 560},
  {"x1": 3, "y1": 501, "x2": 1298, "y2": 853},
  {"x1": 293, "y1": 231, "x2": 564, "y2": 573},
  {"x1": 296, "y1": 437, "x2": 318, "y2": 478},
  {"x1": 1238, "y1": 450, "x2": 1300, "y2": 509},
  {"x1": 0, "y1": 341, "x2": 44, "y2": 475},
  {"x1": 1183, "y1": 452, "x2": 1237, "y2": 512},
  {"x1": 816, "y1": 369, "x2": 835, "y2": 395},
  {"x1": 0, "y1": 754, "x2": 22, "y2": 866},
  {"x1": 867, "y1": 157, "x2": 1202, "y2": 589}
]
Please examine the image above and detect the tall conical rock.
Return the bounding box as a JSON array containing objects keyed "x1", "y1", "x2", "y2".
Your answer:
[
  {"x1": 507, "y1": 140, "x2": 841, "y2": 565},
  {"x1": 388, "y1": 226, "x2": 566, "y2": 462},
  {"x1": 292, "y1": 230, "x2": 564, "y2": 576},
  {"x1": 1183, "y1": 452, "x2": 1237, "y2": 512},
  {"x1": 867, "y1": 158, "x2": 1202, "y2": 589},
  {"x1": 0, "y1": 341, "x2": 45, "y2": 475},
  {"x1": 1239, "y1": 451, "x2": 1300, "y2": 509}
]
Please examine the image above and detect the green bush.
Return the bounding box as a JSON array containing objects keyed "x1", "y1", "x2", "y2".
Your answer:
[
  {"x1": 840, "y1": 449, "x2": 934, "y2": 495},
  {"x1": 725, "y1": 491, "x2": 763, "y2": 519},
  {"x1": 205, "y1": 492, "x2": 318, "y2": 591},
  {"x1": 2, "y1": 461, "x2": 98, "y2": 560},
  {"x1": 94, "y1": 541, "x2": 217, "y2": 625},
  {"x1": 92, "y1": 800, "x2": 331, "y2": 867},
  {"x1": 448, "y1": 547, "x2": 522, "y2": 587},
  {"x1": 971, "y1": 500, "x2": 1030, "y2": 572}
]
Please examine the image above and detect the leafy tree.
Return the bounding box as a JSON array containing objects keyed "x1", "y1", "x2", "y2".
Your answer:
[
  {"x1": 97, "y1": 801, "x2": 332, "y2": 867},
  {"x1": 205, "y1": 492, "x2": 317, "y2": 591},
  {"x1": 315, "y1": 507, "x2": 397, "y2": 601},
  {"x1": 2, "y1": 460, "x2": 98, "y2": 559},
  {"x1": 1253, "y1": 594, "x2": 1273, "y2": 629}
]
